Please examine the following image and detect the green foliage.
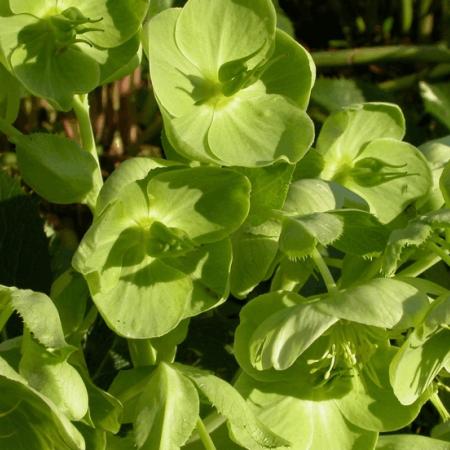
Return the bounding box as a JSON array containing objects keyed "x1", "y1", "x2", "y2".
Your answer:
[{"x1": 0, "y1": 0, "x2": 448, "y2": 449}]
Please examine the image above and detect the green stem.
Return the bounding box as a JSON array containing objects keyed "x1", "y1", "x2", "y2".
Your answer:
[
  {"x1": 431, "y1": 392, "x2": 450, "y2": 422},
  {"x1": 311, "y1": 45, "x2": 450, "y2": 67},
  {"x1": 196, "y1": 418, "x2": 217, "y2": 450},
  {"x1": 311, "y1": 248, "x2": 338, "y2": 294},
  {"x1": 401, "y1": 0, "x2": 414, "y2": 33},
  {"x1": 433, "y1": 234, "x2": 450, "y2": 250},
  {"x1": 397, "y1": 253, "x2": 441, "y2": 277},
  {"x1": 0, "y1": 117, "x2": 23, "y2": 142},
  {"x1": 428, "y1": 241, "x2": 450, "y2": 266},
  {"x1": 396, "y1": 276, "x2": 449, "y2": 296},
  {"x1": 128, "y1": 339, "x2": 157, "y2": 367},
  {"x1": 323, "y1": 257, "x2": 343, "y2": 269},
  {"x1": 72, "y1": 94, "x2": 103, "y2": 210},
  {"x1": 378, "y1": 69, "x2": 428, "y2": 91}
]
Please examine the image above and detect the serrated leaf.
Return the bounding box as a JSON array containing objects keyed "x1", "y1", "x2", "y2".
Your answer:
[
  {"x1": 382, "y1": 209, "x2": 450, "y2": 276},
  {"x1": 176, "y1": 364, "x2": 290, "y2": 449},
  {"x1": 0, "y1": 285, "x2": 69, "y2": 352}
]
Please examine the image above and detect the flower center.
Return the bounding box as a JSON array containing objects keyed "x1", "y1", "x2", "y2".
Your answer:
[
  {"x1": 307, "y1": 322, "x2": 382, "y2": 386},
  {"x1": 48, "y1": 7, "x2": 103, "y2": 50}
]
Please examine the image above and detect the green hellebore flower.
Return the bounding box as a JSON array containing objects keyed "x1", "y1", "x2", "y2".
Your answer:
[
  {"x1": 231, "y1": 283, "x2": 431, "y2": 447},
  {"x1": 316, "y1": 102, "x2": 432, "y2": 223},
  {"x1": 145, "y1": 0, "x2": 315, "y2": 167},
  {"x1": 73, "y1": 163, "x2": 251, "y2": 338},
  {"x1": 0, "y1": 0, "x2": 148, "y2": 110}
]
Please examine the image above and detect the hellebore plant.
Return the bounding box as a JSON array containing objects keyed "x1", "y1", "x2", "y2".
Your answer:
[{"x1": 0, "y1": 0, "x2": 448, "y2": 449}]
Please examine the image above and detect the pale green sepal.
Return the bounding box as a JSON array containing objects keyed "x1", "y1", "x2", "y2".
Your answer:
[
  {"x1": 0, "y1": 355, "x2": 86, "y2": 450},
  {"x1": 418, "y1": 135, "x2": 450, "y2": 210},
  {"x1": 344, "y1": 139, "x2": 432, "y2": 223},
  {"x1": 207, "y1": 92, "x2": 315, "y2": 167},
  {"x1": 261, "y1": 29, "x2": 315, "y2": 109},
  {"x1": 376, "y1": 434, "x2": 450, "y2": 450},
  {"x1": 337, "y1": 348, "x2": 428, "y2": 432},
  {"x1": 133, "y1": 363, "x2": 199, "y2": 450},
  {"x1": 316, "y1": 278, "x2": 429, "y2": 330},
  {"x1": 390, "y1": 327, "x2": 449, "y2": 406},
  {"x1": 95, "y1": 156, "x2": 181, "y2": 215},
  {"x1": 317, "y1": 102, "x2": 405, "y2": 174},
  {"x1": 233, "y1": 372, "x2": 378, "y2": 450},
  {"x1": 174, "y1": 0, "x2": 276, "y2": 77},
  {"x1": 19, "y1": 336, "x2": 89, "y2": 421},
  {"x1": 146, "y1": 8, "x2": 203, "y2": 117},
  {"x1": 283, "y1": 179, "x2": 338, "y2": 216},
  {"x1": 249, "y1": 297, "x2": 338, "y2": 370}
]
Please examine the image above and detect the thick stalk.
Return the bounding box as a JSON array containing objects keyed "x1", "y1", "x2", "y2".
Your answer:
[
  {"x1": 196, "y1": 418, "x2": 217, "y2": 450},
  {"x1": 311, "y1": 248, "x2": 338, "y2": 294},
  {"x1": 428, "y1": 241, "x2": 450, "y2": 266},
  {"x1": 311, "y1": 45, "x2": 450, "y2": 67},
  {"x1": 431, "y1": 392, "x2": 450, "y2": 422},
  {"x1": 398, "y1": 253, "x2": 441, "y2": 277},
  {"x1": 72, "y1": 94, "x2": 103, "y2": 209},
  {"x1": 128, "y1": 339, "x2": 157, "y2": 367}
]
